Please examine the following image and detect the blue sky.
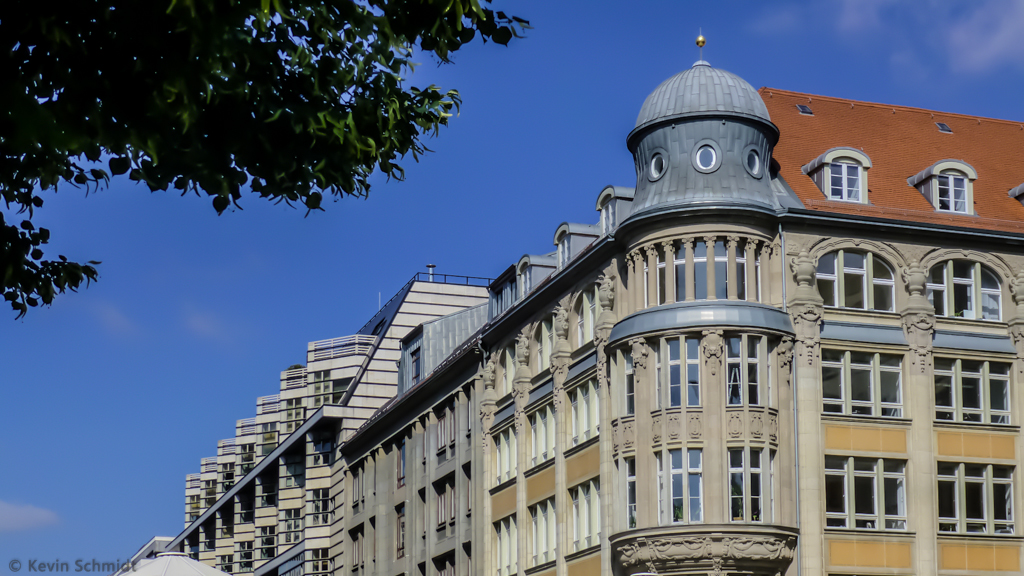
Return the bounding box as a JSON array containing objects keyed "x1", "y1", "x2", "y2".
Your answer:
[{"x1": 3, "y1": 0, "x2": 1024, "y2": 566}]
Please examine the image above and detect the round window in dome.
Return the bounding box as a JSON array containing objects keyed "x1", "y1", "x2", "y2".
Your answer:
[
  {"x1": 746, "y1": 149, "x2": 761, "y2": 176},
  {"x1": 695, "y1": 145, "x2": 716, "y2": 170},
  {"x1": 649, "y1": 153, "x2": 666, "y2": 181}
]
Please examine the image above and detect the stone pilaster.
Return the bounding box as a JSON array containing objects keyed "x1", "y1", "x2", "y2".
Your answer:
[
  {"x1": 596, "y1": 262, "x2": 617, "y2": 576},
  {"x1": 662, "y1": 241, "x2": 676, "y2": 304},
  {"x1": 682, "y1": 238, "x2": 695, "y2": 301},
  {"x1": 550, "y1": 302, "x2": 572, "y2": 576},
  {"x1": 704, "y1": 236, "x2": 717, "y2": 300},
  {"x1": 645, "y1": 244, "x2": 659, "y2": 307},
  {"x1": 478, "y1": 358, "x2": 497, "y2": 576},
  {"x1": 700, "y1": 330, "x2": 725, "y2": 524},
  {"x1": 726, "y1": 236, "x2": 739, "y2": 300},
  {"x1": 745, "y1": 241, "x2": 758, "y2": 302},
  {"x1": 629, "y1": 337, "x2": 654, "y2": 526},
  {"x1": 513, "y1": 331, "x2": 531, "y2": 576},
  {"x1": 787, "y1": 250, "x2": 824, "y2": 576}
]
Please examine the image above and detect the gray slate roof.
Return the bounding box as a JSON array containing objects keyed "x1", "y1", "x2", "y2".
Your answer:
[{"x1": 635, "y1": 61, "x2": 770, "y2": 132}]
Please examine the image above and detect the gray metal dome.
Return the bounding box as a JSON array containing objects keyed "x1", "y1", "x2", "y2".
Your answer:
[{"x1": 633, "y1": 61, "x2": 770, "y2": 136}]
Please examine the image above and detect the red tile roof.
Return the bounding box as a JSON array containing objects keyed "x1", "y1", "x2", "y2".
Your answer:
[{"x1": 760, "y1": 88, "x2": 1024, "y2": 234}]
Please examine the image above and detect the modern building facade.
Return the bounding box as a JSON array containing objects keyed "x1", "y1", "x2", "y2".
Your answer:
[{"x1": 167, "y1": 60, "x2": 1024, "y2": 576}]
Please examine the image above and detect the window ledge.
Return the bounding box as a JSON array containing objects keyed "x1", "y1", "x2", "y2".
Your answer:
[
  {"x1": 564, "y1": 544, "x2": 601, "y2": 563},
  {"x1": 936, "y1": 533, "x2": 1024, "y2": 543},
  {"x1": 524, "y1": 560, "x2": 556, "y2": 575},
  {"x1": 821, "y1": 414, "x2": 912, "y2": 427},
  {"x1": 564, "y1": 434, "x2": 599, "y2": 458},
  {"x1": 524, "y1": 457, "x2": 555, "y2": 478},
  {"x1": 932, "y1": 421, "x2": 1020, "y2": 434},
  {"x1": 824, "y1": 528, "x2": 916, "y2": 538},
  {"x1": 489, "y1": 477, "x2": 516, "y2": 495}
]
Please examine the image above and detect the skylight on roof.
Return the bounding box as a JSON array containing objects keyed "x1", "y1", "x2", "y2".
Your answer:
[
  {"x1": 936, "y1": 122, "x2": 952, "y2": 133},
  {"x1": 796, "y1": 104, "x2": 813, "y2": 115}
]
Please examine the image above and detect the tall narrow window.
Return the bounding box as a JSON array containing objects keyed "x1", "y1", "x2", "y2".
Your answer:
[
  {"x1": 825, "y1": 456, "x2": 906, "y2": 530},
  {"x1": 735, "y1": 242, "x2": 747, "y2": 301},
  {"x1": 396, "y1": 440, "x2": 406, "y2": 488},
  {"x1": 726, "y1": 335, "x2": 765, "y2": 406},
  {"x1": 714, "y1": 240, "x2": 728, "y2": 299},
  {"x1": 529, "y1": 405, "x2": 555, "y2": 467},
  {"x1": 657, "y1": 249, "x2": 667, "y2": 305},
  {"x1": 410, "y1": 348, "x2": 421, "y2": 385},
  {"x1": 729, "y1": 447, "x2": 765, "y2": 523},
  {"x1": 569, "y1": 380, "x2": 599, "y2": 445},
  {"x1": 625, "y1": 458, "x2": 637, "y2": 528},
  {"x1": 495, "y1": 516, "x2": 517, "y2": 576},
  {"x1": 686, "y1": 338, "x2": 700, "y2": 407},
  {"x1": 674, "y1": 241, "x2": 687, "y2": 302},
  {"x1": 570, "y1": 479, "x2": 601, "y2": 551},
  {"x1": 395, "y1": 505, "x2": 406, "y2": 558},
  {"x1": 530, "y1": 499, "x2": 556, "y2": 566},
  {"x1": 624, "y1": 352, "x2": 635, "y2": 415},
  {"x1": 666, "y1": 448, "x2": 703, "y2": 524},
  {"x1": 937, "y1": 173, "x2": 968, "y2": 213},
  {"x1": 693, "y1": 242, "x2": 708, "y2": 300}
]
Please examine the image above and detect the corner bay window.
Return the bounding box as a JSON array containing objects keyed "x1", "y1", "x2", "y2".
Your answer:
[
  {"x1": 822, "y1": 350, "x2": 903, "y2": 417},
  {"x1": 927, "y1": 260, "x2": 1001, "y2": 320},
  {"x1": 825, "y1": 456, "x2": 906, "y2": 530},
  {"x1": 816, "y1": 250, "x2": 894, "y2": 311},
  {"x1": 938, "y1": 462, "x2": 1013, "y2": 534},
  {"x1": 935, "y1": 358, "x2": 1010, "y2": 424}
]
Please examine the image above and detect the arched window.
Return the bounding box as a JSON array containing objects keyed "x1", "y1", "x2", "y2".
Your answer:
[
  {"x1": 816, "y1": 250, "x2": 895, "y2": 312},
  {"x1": 927, "y1": 260, "x2": 1001, "y2": 320}
]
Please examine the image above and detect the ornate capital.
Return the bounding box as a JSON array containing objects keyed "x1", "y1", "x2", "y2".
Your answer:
[
  {"x1": 1012, "y1": 270, "x2": 1024, "y2": 318},
  {"x1": 703, "y1": 235, "x2": 716, "y2": 250},
  {"x1": 661, "y1": 240, "x2": 676, "y2": 255},
  {"x1": 726, "y1": 235, "x2": 740, "y2": 250},
  {"x1": 681, "y1": 237, "x2": 695, "y2": 251},
  {"x1": 701, "y1": 330, "x2": 724, "y2": 376},
  {"x1": 644, "y1": 244, "x2": 659, "y2": 260}
]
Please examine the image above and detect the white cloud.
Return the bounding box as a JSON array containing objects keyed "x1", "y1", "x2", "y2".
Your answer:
[
  {"x1": 91, "y1": 300, "x2": 139, "y2": 336},
  {"x1": 746, "y1": 5, "x2": 802, "y2": 36},
  {"x1": 0, "y1": 501, "x2": 59, "y2": 532},
  {"x1": 182, "y1": 304, "x2": 232, "y2": 344},
  {"x1": 836, "y1": 0, "x2": 901, "y2": 33},
  {"x1": 946, "y1": 0, "x2": 1024, "y2": 72}
]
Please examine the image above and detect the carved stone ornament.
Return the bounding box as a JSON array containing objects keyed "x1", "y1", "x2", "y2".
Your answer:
[
  {"x1": 768, "y1": 413, "x2": 779, "y2": 443},
  {"x1": 750, "y1": 413, "x2": 763, "y2": 437},
  {"x1": 612, "y1": 421, "x2": 620, "y2": 453},
  {"x1": 630, "y1": 338, "x2": 650, "y2": 371},
  {"x1": 790, "y1": 304, "x2": 823, "y2": 367},
  {"x1": 777, "y1": 337, "x2": 794, "y2": 373},
  {"x1": 652, "y1": 414, "x2": 663, "y2": 444},
  {"x1": 1012, "y1": 270, "x2": 1024, "y2": 316},
  {"x1": 622, "y1": 420, "x2": 635, "y2": 450},
  {"x1": 687, "y1": 414, "x2": 702, "y2": 439},
  {"x1": 645, "y1": 244, "x2": 659, "y2": 260},
  {"x1": 902, "y1": 311, "x2": 935, "y2": 374},
  {"x1": 727, "y1": 412, "x2": 743, "y2": 438},
  {"x1": 551, "y1": 304, "x2": 572, "y2": 382},
  {"x1": 614, "y1": 531, "x2": 798, "y2": 575},
  {"x1": 597, "y1": 259, "x2": 618, "y2": 327},
  {"x1": 668, "y1": 412, "x2": 681, "y2": 441},
  {"x1": 701, "y1": 330, "x2": 724, "y2": 376}
]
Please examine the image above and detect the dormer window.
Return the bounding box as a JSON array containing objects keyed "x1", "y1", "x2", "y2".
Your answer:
[
  {"x1": 802, "y1": 147, "x2": 872, "y2": 205},
  {"x1": 600, "y1": 200, "x2": 615, "y2": 235},
  {"x1": 830, "y1": 162, "x2": 861, "y2": 202},
  {"x1": 557, "y1": 234, "x2": 569, "y2": 268},
  {"x1": 907, "y1": 160, "x2": 977, "y2": 215}
]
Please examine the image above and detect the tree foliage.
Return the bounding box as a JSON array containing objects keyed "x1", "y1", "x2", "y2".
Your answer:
[{"x1": 0, "y1": 0, "x2": 527, "y2": 317}]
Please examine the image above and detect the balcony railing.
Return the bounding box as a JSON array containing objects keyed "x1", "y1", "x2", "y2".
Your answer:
[{"x1": 308, "y1": 334, "x2": 378, "y2": 361}]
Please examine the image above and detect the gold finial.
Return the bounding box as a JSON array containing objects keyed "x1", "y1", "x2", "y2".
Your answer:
[
  {"x1": 696, "y1": 29, "x2": 705, "y2": 62},
  {"x1": 696, "y1": 35, "x2": 706, "y2": 48}
]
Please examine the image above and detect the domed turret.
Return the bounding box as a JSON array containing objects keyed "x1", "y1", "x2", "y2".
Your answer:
[{"x1": 624, "y1": 61, "x2": 780, "y2": 219}]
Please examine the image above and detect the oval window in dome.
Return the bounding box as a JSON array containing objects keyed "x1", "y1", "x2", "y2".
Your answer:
[
  {"x1": 746, "y1": 150, "x2": 760, "y2": 176},
  {"x1": 695, "y1": 145, "x2": 716, "y2": 170},
  {"x1": 650, "y1": 153, "x2": 666, "y2": 180}
]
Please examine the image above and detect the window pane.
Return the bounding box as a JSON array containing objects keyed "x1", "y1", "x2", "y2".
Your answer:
[
  {"x1": 850, "y1": 369, "x2": 872, "y2": 401},
  {"x1": 990, "y1": 379, "x2": 1009, "y2": 412},
  {"x1": 844, "y1": 272, "x2": 865, "y2": 308},
  {"x1": 937, "y1": 480, "x2": 956, "y2": 518},
  {"x1": 884, "y1": 476, "x2": 905, "y2": 517},
  {"x1": 994, "y1": 483, "x2": 1012, "y2": 521},
  {"x1": 880, "y1": 372, "x2": 901, "y2": 404},
  {"x1": 872, "y1": 258, "x2": 892, "y2": 280},
  {"x1": 736, "y1": 261, "x2": 746, "y2": 300},
  {"x1": 953, "y1": 261, "x2": 973, "y2": 279},
  {"x1": 715, "y1": 261, "x2": 728, "y2": 299},
  {"x1": 854, "y1": 476, "x2": 875, "y2": 515},
  {"x1": 961, "y1": 377, "x2": 981, "y2": 409},
  {"x1": 929, "y1": 287, "x2": 945, "y2": 316},
  {"x1": 675, "y1": 263, "x2": 686, "y2": 302},
  {"x1": 817, "y1": 254, "x2": 836, "y2": 275},
  {"x1": 818, "y1": 279, "x2": 836, "y2": 307},
  {"x1": 953, "y1": 283, "x2": 972, "y2": 317},
  {"x1": 824, "y1": 475, "x2": 845, "y2": 513},
  {"x1": 844, "y1": 252, "x2": 865, "y2": 269},
  {"x1": 694, "y1": 260, "x2": 707, "y2": 300},
  {"x1": 964, "y1": 482, "x2": 985, "y2": 520},
  {"x1": 873, "y1": 284, "x2": 893, "y2": 311},
  {"x1": 982, "y1": 292, "x2": 1000, "y2": 320}
]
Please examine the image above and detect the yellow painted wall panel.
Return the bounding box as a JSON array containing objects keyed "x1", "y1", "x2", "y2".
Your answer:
[
  {"x1": 855, "y1": 542, "x2": 885, "y2": 566},
  {"x1": 990, "y1": 434, "x2": 1016, "y2": 459},
  {"x1": 526, "y1": 466, "x2": 555, "y2": 504},
  {"x1": 937, "y1": 432, "x2": 963, "y2": 457},
  {"x1": 824, "y1": 425, "x2": 851, "y2": 451},
  {"x1": 491, "y1": 484, "x2": 517, "y2": 520},
  {"x1": 566, "y1": 444, "x2": 600, "y2": 487},
  {"x1": 965, "y1": 545, "x2": 996, "y2": 572},
  {"x1": 879, "y1": 429, "x2": 907, "y2": 453},
  {"x1": 848, "y1": 427, "x2": 882, "y2": 452},
  {"x1": 940, "y1": 543, "x2": 967, "y2": 571},
  {"x1": 993, "y1": 546, "x2": 1020, "y2": 571},
  {"x1": 962, "y1": 434, "x2": 991, "y2": 458},
  {"x1": 828, "y1": 541, "x2": 856, "y2": 566},
  {"x1": 567, "y1": 553, "x2": 601, "y2": 576},
  {"x1": 884, "y1": 542, "x2": 912, "y2": 568}
]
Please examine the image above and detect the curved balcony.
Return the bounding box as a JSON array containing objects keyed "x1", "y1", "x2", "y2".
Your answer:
[{"x1": 610, "y1": 524, "x2": 798, "y2": 576}]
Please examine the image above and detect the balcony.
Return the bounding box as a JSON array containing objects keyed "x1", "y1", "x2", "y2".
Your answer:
[
  {"x1": 308, "y1": 334, "x2": 377, "y2": 362},
  {"x1": 610, "y1": 524, "x2": 798, "y2": 576}
]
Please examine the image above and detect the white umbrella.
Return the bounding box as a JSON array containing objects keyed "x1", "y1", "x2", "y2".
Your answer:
[{"x1": 112, "y1": 552, "x2": 230, "y2": 576}]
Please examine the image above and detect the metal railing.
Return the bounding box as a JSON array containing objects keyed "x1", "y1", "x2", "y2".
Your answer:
[
  {"x1": 281, "y1": 367, "x2": 306, "y2": 388},
  {"x1": 308, "y1": 334, "x2": 377, "y2": 361},
  {"x1": 411, "y1": 271, "x2": 492, "y2": 286}
]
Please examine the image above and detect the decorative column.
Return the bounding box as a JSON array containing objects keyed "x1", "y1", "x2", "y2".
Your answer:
[
  {"x1": 726, "y1": 236, "x2": 740, "y2": 300},
  {"x1": 787, "y1": 250, "x2": 825, "y2": 576},
  {"x1": 595, "y1": 263, "x2": 617, "y2": 576},
  {"x1": 900, "y1": 261, "x2": 937, "y2": 576},
  {"x1": 1006, "y1": 271, "x2": 1024, "y2": 381},
  {"x1": 683, "y1": 239, "x2": 695, "y2": 302},
  {"x1": 550, "y1": 302, "x2": 572, "y2": 576},
  {"x1": 745, "y1": 241, "x2": 758, "y2": 302},
  {"x1": 625, "y1": 251, "x2": 637, "y2": 317},
  {"x1": 645, "y1": 245, "x2": 659, "y2": 307},
  {"x1": 629, "y1": 337, "x2": 654, "y2": 525},
  {"x1": 775, "y1": 337, "x2": 797, "y2": 526},
  {"x1": 662, "y1": 241, "x2": 676, "y2": 305},
  {"x1": 699, "y1": 330, "x2": 725, "y2": 524},
  {"x1": 512, "y1": 331, "x2": 532, "y2": 576},
  {"x1": 704, "y1": 236, "x2": 717, "y2": 300},
  {"x1": 476, "y1": 360, "x2": 497, "y2": 576},
  {"x1": 628, "y1": 250, "x2": 644, "y2": 313}
]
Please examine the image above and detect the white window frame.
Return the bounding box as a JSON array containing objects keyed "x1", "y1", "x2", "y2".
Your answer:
[
  {"x1": 495, "y1": 427, "x2": 517, "y2": 484},
  {"x1": 821, "y1": 350, "x2": 903, "y2": 417},
  {"x1": 938, "y1": 462, "x2": 1014, "y2": 534},
  {"x1": 936, "y1": 172, "x2": 969, "y2": 214},
  {"x1": 663, "y1": 448, "x2": 703, "y2": 524},
  {"x1": 934, "y1": 358, "x2": 1011, "y2": 424},
  {"x1": 569, "y1": 379, "x2": 599, "y2": 446},
  {"x1": 927, "y1": 260, "x2": 1002, "y2": 321},
  {"x1": 570, "y1": 479, "x2": 601, "y2": 552},
  {"x1": 623, "y1": 351, "x2": 635, "y2": 416},
  {"x1": 824, "y1": 456, "x2": 907, "y2": 531},
  {"x1": 495, "y1": 516, "x2": 517, "y2": 576},
  {"x1": 816, "y1": 250, "x2": 895, "y2": 312},
  {"x1": 625, "y1": 458, "x2": 637, "y2": 529},
  {"x1": 729, "y1": 447, "x2": 766, "y2": 523},
  {"x1": 529, "y1": 498, "x2": 556, "y2": 566},
  {"x1": 726, "y1": 335, "x2": 765, "y2": 407},
  {"x1": 829, "y1": 161, "x2": 862, "y2": 202},
  {"x1": 529, "y1": 404, "x2": 555, "y2": 467}
]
